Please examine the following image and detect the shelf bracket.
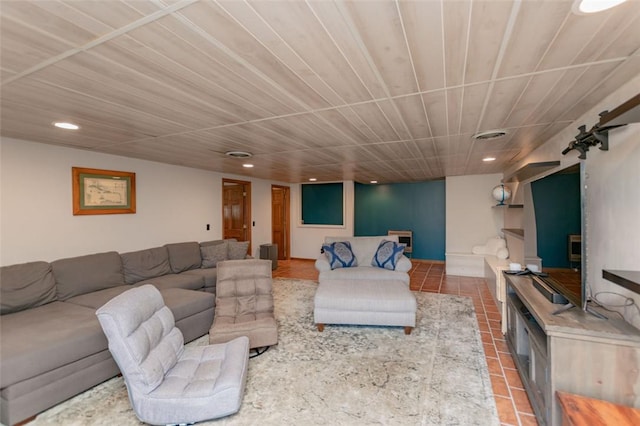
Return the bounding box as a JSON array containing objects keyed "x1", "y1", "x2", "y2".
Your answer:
[{"x1": 561, "y1": 119, "x2": 625, "y2": 160}]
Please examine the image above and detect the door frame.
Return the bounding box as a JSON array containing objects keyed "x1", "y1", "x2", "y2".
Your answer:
[
  {"x1": 271, "y1": 184, "x2": 291, "y2": 260},
  {"x1": 222, "y1": 178, "x2": 252, "y2": 253}
]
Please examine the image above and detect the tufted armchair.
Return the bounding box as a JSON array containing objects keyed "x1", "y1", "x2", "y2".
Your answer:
[
  {"x1": 209, "y1": 259, "x2": 278, "y2": 354},
  {"x1": 96, "y1": 284, "x2": 249, "y2": 425}
]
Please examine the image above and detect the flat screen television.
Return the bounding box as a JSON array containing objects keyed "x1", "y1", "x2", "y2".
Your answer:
[{"x1": 530, "y1": 163, "x2": 585, "y2": 311}]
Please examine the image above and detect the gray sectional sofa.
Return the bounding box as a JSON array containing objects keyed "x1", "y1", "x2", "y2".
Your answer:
[{"x1": 0, "y1": 239, "x2": 246, "y2": 426}]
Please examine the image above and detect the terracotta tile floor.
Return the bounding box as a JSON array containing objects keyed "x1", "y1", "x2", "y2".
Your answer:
[{"x1": 273, "y1": 258, "x2": 538, "y2": 426}]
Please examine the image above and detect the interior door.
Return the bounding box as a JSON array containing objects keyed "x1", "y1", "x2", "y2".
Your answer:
[
  {"x1": 222, "y1": 179, "x2": 251, "y2": 252},
  {"x1": 271, "y1": 185, "x2": 290, "y2": 260}
]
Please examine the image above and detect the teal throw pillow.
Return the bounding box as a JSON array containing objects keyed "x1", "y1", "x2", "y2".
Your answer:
[
  {"x1": 322, "y1": 241, "x2": 357, "y2": 270},
  {"x1": 372, "y1": 240, "x2": 405, "y2": 270}
]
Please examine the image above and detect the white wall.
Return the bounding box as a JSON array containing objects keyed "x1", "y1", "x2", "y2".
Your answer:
[
  {"x1": 289, "y1": 181, "x2": 355, "y2": 260},
  {"x1": 586, "y1": 122, "x2": 640, "y2": 329},
  {"x1": 505, "y1": 75, "x2": 640, "y2": 329},
  {"x1": 0, "y1": 138, "x2": 279, "y2": 265},
  {"x1": 445, "y1": 173, "x2": 505, "y2": 253}
]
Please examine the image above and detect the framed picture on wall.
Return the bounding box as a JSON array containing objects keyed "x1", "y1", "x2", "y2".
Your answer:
[{"x1": 72, "y1": 167, "x2": 136, "y2": 215}]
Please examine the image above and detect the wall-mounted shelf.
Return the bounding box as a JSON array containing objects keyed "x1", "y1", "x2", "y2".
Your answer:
[
  {"x1": 504, "y1": 161, "x2": 560, "y2": 183},
  {"x1": 603, "y1": 269, "x2": 640, "y2": 295},
  {"x1": 599, "y1": 93, "x2": 640, "y2": 127},
  {"x1": 492, "y1": 204, "x2": 523, "y2": 209},
  {"x1": 502, "y1": 228, "x2": 524, "y2": 239}
]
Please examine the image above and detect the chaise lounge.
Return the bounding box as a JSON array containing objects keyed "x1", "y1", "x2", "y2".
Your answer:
[{"x1": 314, "y1": 235, "x2": 417, "y2": 334}]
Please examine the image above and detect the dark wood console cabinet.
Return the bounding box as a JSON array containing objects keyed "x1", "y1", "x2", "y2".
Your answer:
[{"x1": 505, "y1": 274, "x2": 640, "y2": 426}]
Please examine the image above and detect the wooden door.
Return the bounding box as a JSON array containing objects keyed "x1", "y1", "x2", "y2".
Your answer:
[
  {"x1": 222, "y1": 179, "x2": 251, "y2": 252},
  {"x1": 271, "y1": 185, "x2": 290, "y2": 260}
]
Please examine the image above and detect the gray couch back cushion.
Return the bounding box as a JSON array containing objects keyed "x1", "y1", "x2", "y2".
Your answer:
[
  {"x1": 53, "y1": 252, "x2": 125, "y2": 301},
  {"x1": 201, "y1": 243, "x2": 228, "y2": 268},
  {"x1": 0, "y1": 261, "x2": 57, "y2": 314},
  {"x1": 200, "y1": 238, "x2": 236, "y2": 248},
  {"x1": 165, "y1": 242, "x2": 201, "y2": 273},
  {"x1": 121, "y1": 246, "x2": 172, "y2": 284}
]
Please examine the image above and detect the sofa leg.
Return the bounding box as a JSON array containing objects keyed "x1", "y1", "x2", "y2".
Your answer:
[
  {"x1": 317, "y1": 323, "x2": 324, "y2": 332},
  {"x1": 404, "y1": 326, "x2": 413, "y2": 335}
]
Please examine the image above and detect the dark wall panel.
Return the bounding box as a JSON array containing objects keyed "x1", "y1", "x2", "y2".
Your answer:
[
  {"x1": 354, "y1": 180, "x2": 446, "y2": 260},
  {"x1": 301, "y1": 182, "x2": 343, "y2": 225},
  {"x1": 531, "y1": 172, "x2": 580, "y2": 268}
]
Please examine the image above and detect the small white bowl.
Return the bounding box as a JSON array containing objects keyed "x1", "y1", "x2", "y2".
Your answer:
[{"x1": 509, "y1": 263, "x2": 522, "y2": 271}]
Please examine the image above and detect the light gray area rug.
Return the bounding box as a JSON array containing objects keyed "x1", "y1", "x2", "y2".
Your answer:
[{"x1": 29, "y1": 279, "x2": 498, "y2": 426}]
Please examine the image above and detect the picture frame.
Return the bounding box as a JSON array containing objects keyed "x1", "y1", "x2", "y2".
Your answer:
[{"x1": 72, "y1": 167, "x2": 136, "y2": 215}]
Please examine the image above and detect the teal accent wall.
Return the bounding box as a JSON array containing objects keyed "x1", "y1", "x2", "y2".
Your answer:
[
  {"x1": 354, "y1": 180, "x2": 446, "y2": 260},
  {"x1": 531, "y1": 172, "x2": 580, "y2": 268}
]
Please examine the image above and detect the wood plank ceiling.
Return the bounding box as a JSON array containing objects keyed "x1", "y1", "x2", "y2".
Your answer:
[{"x1": 1, "y1": 0, "x2": 639, "y2": 183}]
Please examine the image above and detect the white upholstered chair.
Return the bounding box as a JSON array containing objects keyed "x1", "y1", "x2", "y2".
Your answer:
[{"x1": 96, "y1": 284, "x2": 249, "y2": 425}]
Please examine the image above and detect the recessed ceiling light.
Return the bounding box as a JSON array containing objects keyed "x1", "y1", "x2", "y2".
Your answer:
[
  {"x1": 573, "y1": 0, "x2": 628, "y2": 14},
  {"x1": 242, "y1": 163, "x2": 254, "y2": 168},
  {"x1": 370, "y1": 180, "x2": 378, "y2": 184},
  {"x1": 224, "y1": 151, "x2": 252, "y2": 158},
  {"x1": 308, "y1": 178, "x2": 317, "y2": 182},
  {"x1": 483, "y1": 157, "x2": 496, "y2": 162},
  {"x1": 473, "y1": 130, "x2": 507, "y2": 141},
  {"x1": 53, "y1": 122, "x2": 79, "y2": 130}
]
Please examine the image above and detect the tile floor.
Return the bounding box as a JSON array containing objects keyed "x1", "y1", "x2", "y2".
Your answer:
[{"x1": 273, "y1": 258, "x2": 539, "y2": 426}]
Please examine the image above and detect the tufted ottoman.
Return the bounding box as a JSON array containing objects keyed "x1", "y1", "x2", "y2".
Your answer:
[{"x1": 313, "y1": 279, "x2": 417, "y2": 334}]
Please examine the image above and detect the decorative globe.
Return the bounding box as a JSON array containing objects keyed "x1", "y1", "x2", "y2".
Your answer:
[{"x1": 492, "y1": 184, "x2": 512, "y2": 205}]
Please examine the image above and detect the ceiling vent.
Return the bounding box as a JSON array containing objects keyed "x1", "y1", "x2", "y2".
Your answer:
[
  {"x1": 225, "y1": 151, "x2": 252, "y2": 158},
  {"x1": 473, "y1": 130, "x2": 508, "y2": 141}
]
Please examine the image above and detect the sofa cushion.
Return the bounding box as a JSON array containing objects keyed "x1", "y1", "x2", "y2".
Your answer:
[
  {"x1": 200, "y1": 238, "x2": 235, "y2": 248},
  {"x1": 322, "y1": 241, "x2": 357, "y2": 269},
  {"x1": 65, "y1": 285, "x2": 134, "y2": 310},
  {"x1": 165, "y1": 242, "x2": 201, "y2": 273},
  {"x1": 1, "y1": 261, "x2": 57, "y2": 314},
  {"x1": 53, "y1": 252, "x2": 125, "y2": 301},
  {"x1": 319, "y1": 265, "x2": 410, "y2": 284},
  {"x1": 227, "y1": 241, "x2": 250, "y2": 260},
  {"x1": 201, "y1": 243, "x2": 228, "y2": 268},
  {"x1": 0, "y1": 301, "x2": 106, "y2": 389},
  {"x1": 372, "y1": 240, "x2": 406, "y2": 271},
  {"x1": 121, "y1": 247, "x2": 172, "y2": 284},
  {"x1": 159, "y1": 288, "x2": 215, "y2": 322},
  {"x1": 135, "y1": 273, "x2": 204, "y2": 291},
  {"x1": 183, "y1": 268, "x2": 218, "y2": 289},
  {"x1": 66, "y1": 285, "x2": 213, "y2": 324}
]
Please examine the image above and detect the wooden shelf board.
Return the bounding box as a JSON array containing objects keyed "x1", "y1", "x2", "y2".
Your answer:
[
  {"x1": 603, "y1": 269, "x2": 640, "y2": 295},
  {"x1": 504, "y1": 161, "x2": 560, "y2": 183},
  {"x1": 599, "y1": 93, "x2": 640, "y2": 127},
  {"x1": 502, "y1": 228, "x2": 524, "y2": 239},
  {"x1": 492, "y1": 204, "x2": 523, "y2": 208}
]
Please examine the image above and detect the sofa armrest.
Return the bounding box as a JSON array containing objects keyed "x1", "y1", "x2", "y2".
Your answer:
[
  {"x1": 315, "y1": 256, "x2": 331, "y2": 272},
  {"x1": 395, "y1": 256, "x2": 412, "y2": 273}
]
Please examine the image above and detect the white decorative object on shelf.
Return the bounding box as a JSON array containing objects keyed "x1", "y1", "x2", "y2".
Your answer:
[
  {"x1": 492, "y1": 184, "x2": 512, "y2": 205},
  {"x1": 472, "y1": 236, "x2": 509, "y2": 260}
]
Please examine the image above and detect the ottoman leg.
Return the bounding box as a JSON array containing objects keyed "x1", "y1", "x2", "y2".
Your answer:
[
  {"x1": 404, "y1": 326, "x2": 413, "y2": 335},
  {"x1": 317, "y1": 323, "x2": 325, "y2": 332}
]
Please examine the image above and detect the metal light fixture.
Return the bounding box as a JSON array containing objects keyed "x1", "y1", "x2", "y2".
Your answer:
[
  {"x1": 224, "y1": 151, "x2": 252, "y2": 158},
  {"x1": 472, "y1": 129, "x2": 507, "y2": 141}
]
